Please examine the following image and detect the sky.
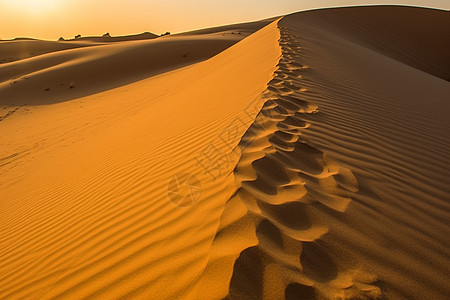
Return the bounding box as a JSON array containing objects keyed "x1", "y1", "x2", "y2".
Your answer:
[{"x1": 0, "y1": 0, "x2": 448, "y2": 40}]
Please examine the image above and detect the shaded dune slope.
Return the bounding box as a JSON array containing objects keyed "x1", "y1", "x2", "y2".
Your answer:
[
  {"x1": 66, "y1": 32, "x2": 159, "y2": 43},
  {"x1": 278, "y1": 8, "x2": 450, "y2": 299},
  {"x1": 0, "y1": 20, "x2": 281, "y2": 300},
  {"x1": 0, "y1": 40, "x2": 104, "y2": 65}
]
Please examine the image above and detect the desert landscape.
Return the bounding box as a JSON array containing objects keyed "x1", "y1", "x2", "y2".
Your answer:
[{"x1": 0, "y1": 3, "x2": 449, "y2": 300}]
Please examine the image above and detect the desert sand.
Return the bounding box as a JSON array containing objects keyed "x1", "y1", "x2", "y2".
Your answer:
[{"x1": 0, "y1": 5, "x2": 449, "y2": 300}]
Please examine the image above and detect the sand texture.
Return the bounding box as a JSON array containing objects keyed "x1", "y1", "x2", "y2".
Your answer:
[{"x1": 0, "y1": 5, "x2": 449, "y2": 300}]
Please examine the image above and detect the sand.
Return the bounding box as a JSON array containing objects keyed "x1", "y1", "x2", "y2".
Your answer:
[
  {"x1": 0, "y1": 19, "x2": 274, "y2": 106},
  {"x1": 0, "y1": 5, "x2": 449, "y2": 300}
]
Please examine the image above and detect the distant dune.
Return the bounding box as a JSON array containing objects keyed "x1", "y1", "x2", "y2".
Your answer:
[
  {"x1": 0, "y1": 5, "x2": 449, "y2": 300},
  {"x1": 0, "y1": 40, "x2": 103, "y2": 64},
  {"x1": 66, "y1": 32, "x2": 159, "y2": 43}
]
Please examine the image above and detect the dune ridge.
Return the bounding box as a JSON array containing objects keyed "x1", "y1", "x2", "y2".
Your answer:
[
  {"x1": 0, "y1": 38, "x2": 242, "y2": 105},
  {"x1": 0, "y1": 19, "x2": 273, "y2": 106},
  {"x1": 192, "y1": 23, "x2": 381, "y2": 300},
  {"x1": 0, "y1": 40, "x2": 104, "y2": 65},
  {"x1": 192, "y1": 6, "x2": 450, "y2": 299},
  {"x1": 65, "y1": 32, "x2": 159, "y2": 43},
  {"x1": 0, "y1": 5, "x2": 449, "y2": 300},
  {"x1": 287, "y1": 6, "x2": 450, "y2": 81},
  {"x1": 0, "y1": 19, "x2": 281, "y2": 299},
  {"x1": 277, "y1": 8, "x2": 450, "y2": 299}
]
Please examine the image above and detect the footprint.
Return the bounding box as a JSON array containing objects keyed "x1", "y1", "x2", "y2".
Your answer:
[{"x1": 197, "y1": 24, "x2": 380, "y2": 299}]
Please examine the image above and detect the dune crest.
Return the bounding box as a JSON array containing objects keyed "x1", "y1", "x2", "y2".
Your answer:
[
  {"x1": 0, "y1": 19, "x2": 281, "y2": 300},
  {"x1": 0, "y1": 20, "x2": 273, "y2": 106},
  {"x1": 192, "y1": 23, "x2": 381, "y2": 300},
  {"x1": 0, "y1": 5, "x2": 449, "y2": 300}
]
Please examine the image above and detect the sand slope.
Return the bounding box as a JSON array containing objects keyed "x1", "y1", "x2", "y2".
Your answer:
[
  {"x1": 0, "y1": 5, "x2": 449, "y2": 300},
  {"x1": 65, "y1": 32, "x2": 159, "y2": 43},
  {"x1": 0, "y1": 19, "x2": 280, "y2": 299},
  {"x1": 289, "y1": 6, "x2": 450, "y2": 81},
  {"x1": 0, "y1": 40, "x2": 104, "y2": 64},
  {"x1": 0, "y1": 36, "x2": 238, "y2": 105},
  {"x1": 0, "y1": 20, "x2": 271, "y2": 106},
  {"x1": 273, "y1": 7, "x2": 450, "y2": 299},
  {"x1": 193, "y1": 6, "x2": 450, "y2": 299}
]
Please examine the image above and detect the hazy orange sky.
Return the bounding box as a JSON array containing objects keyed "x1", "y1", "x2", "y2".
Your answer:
[{"x1": 0, "y1": 0, "x2": 448, "y2": 40}]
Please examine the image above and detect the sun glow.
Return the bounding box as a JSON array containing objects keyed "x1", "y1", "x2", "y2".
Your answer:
[{"x1": 3, "y1": 0, "x2": 58, "y2": 15}]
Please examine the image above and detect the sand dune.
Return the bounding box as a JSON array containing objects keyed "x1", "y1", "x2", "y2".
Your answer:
[
  {"x1": 65, "y1": 32, "x2": 159, "y2": 43},
  {"x1": 0, "y1": 40, "x2": 104, "y2": 65},
  {"x1": 194, "y1": 7, "x2": 450, "y2": 299},
  {"x1": 0, "y1": 33, "x2": 158, "y2": 65},
  {"x1": 0, "y1": 21, "x2": 271, "y2": 106},
  {"x1": 176, "y1": 18, "x2": 277, "y2": 36},
  {"x1": 0, "y1": 18, "x2": 281, "y2": 300},
  {"x1": 0, "y1": 5, "x2": 449, "y2": 300},
  {"x1": 0, "y1": 37, "x2": 237, "y2": 105},
  {"x1": 286, "y1": 6, "x2": 450, "y2": 82}
]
